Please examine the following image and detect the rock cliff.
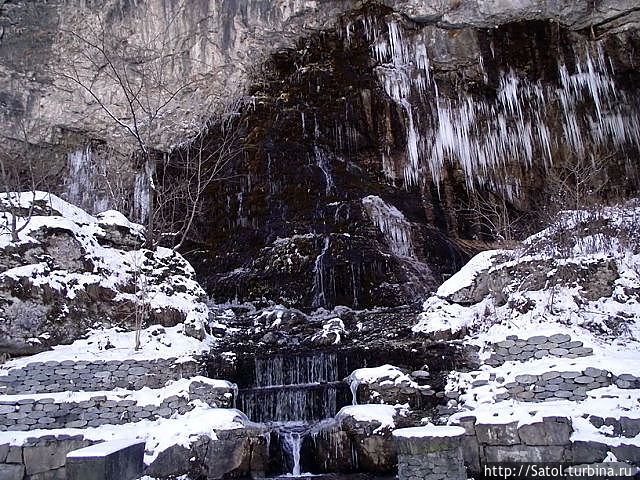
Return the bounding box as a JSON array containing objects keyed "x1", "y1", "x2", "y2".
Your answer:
[{"x1": 1, "y1": 0, "x2": 639, "y2": 311}]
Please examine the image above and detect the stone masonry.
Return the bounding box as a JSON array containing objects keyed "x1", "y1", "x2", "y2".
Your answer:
[
  {"x1": 485, "y1": 334, "x2": 593, "y2": 366},
  {"x1": 454, "y1": 415, "x2": 640, "y2": 475},
  {"x1": 492, "y1": 368, "x2": 640, "y2": 403},
  {"x1": 393, "y1": 426, "x2": 467, "y2": 480},
  {"x1": 0, "y1": 358, "x2": 200, "y2": 394},
  {"x1": 0, "y1": 380, "x2": 234, "y2": 431},
  {"x1": 0, "y1": 434, "x2": 95, "y2": 480}
]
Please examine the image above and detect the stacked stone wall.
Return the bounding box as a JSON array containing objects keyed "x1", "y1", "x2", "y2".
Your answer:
[
  {"x1": 0, "y1": 358, "x2": 200, "y2": 394},
  {"x1": 0, "y1": 381, "x2": 233, "y2": 431},
  {"x1": 486, "y1": 334, "x2": 593, "y2": 366},
  {"x1": 455, "y1": 416, "x2": 640, "y2": 475},
  {"x1": 493, "y1": 368, "x2": 640, "y2": 402}
]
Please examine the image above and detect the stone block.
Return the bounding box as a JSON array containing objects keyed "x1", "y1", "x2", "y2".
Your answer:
[
  {"x1": 476, "y1": 422, "x2": 520, "y2": 445},
  {"x1": 549, "y1": 347, "x2": 569, "y2": 356},
  {"x1": 584, "y1": 367, "x2": 604, "y2": 377},
  {"x1": 574, "y1": 375, "x2": 594, "y2": 384},
  {"x1": 6, "y1": 446, "x2": 22, "y2": 463},
  {"x1": 23, "y1": 438, "x2": 87, "y2": 475},
  {"x1": 0, "y1": 405, "x2": 15, "y2": 415},
  {"x1": 0, "y1": 444, "x2": 8, "y2": 463},
  {"x1": 610, "y1": 444, "x2": 640, "y2": 464},
  {"x1": 515, "y1": 374, "x2": 537, "y2": 384},
  {"x1": 570, "y1": 347, "x2": 593, "y2": 356},
  {"x1": 518, "y1": 420, "x2": 571, "y2": 445},
  {"x1": 527, "y1": 336, "x2": 548, "y2": 344},
  {"x1": 549, "y1": 333, "x2": 571, "y2": 343},
  {"x1": 484, "y1": 445, "x2": 568, "y2": 463},
  {"x1": 0, "y1": 463, "x2": 25, "y2": 480},
  {"x1": 620, "y1": 417, "x2": 640, "y2": 437},
  {"x1": 571, "y1": 440, "x2": 608, "y2": 463},
  {"x1": 460, "y1": 435, "x2": 480, "y2": 473},
  {"x1": 66, "y1": 439, "x2": 145, "y2": 480}
]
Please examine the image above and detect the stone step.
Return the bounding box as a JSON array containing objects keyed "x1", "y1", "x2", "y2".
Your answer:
[
  {"x1": 0, "y1": 378, "x2": 235, "y2": 431},
  {"x1": 486, "y1": 333, "x2": 593, "y2": 366},
  {"x1": 0, "y1": 358, "x2": 200, "y2": 395}
]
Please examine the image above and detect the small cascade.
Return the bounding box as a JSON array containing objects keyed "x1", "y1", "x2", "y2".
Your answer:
[
  {"x1": 237, "y1": 351, "x2": 347, "y2": 423},
  {"x1": 311, "y1": 236, "x2": 331, "y2": 308},
  {"x1": 281, "y1": 430, "x2": 303, "y2": 476},
  {"x1": 235, "y1": 351, "x2": 351, "y2": 476}
]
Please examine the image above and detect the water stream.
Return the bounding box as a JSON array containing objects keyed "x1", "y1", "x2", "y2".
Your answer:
[{"x1": 236, "y1": 351, "x2": 351, "y2": 475}]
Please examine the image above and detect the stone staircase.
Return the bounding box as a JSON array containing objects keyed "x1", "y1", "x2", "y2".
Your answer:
[{"x1": 0, "y1": 357, "x2": 236, "y2": 480}]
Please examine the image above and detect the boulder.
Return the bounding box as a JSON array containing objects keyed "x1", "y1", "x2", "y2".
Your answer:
[
  {"x1": 0, "y1": 464, "x2": 25, "y2": 480},
  {"x1": 518, "y1": 419, "x2": 572, "y2": 446}
]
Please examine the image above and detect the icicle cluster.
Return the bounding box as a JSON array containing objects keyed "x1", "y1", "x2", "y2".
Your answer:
[
  {"x1": 353, "y1": 16, "x2": 640, "y2": 197},
  {"x1": 362, "y1": 195, "x2": 414, "y2": 258}
]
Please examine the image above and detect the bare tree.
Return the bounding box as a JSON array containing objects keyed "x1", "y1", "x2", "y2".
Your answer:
[
  {"x1": 58, "y1": 1, "x2": 228, "y2": 247},
  {"x1": 546, "y1": 152, "x2": 611, "y2": 211},
  {"x1": 460, "y1": 190, "x2": 522, "y2": 244},
  {"x1": 155, "y1": 116, "x2": 242, "y2": 249},
  {"x1": 0, "y1": 121, "x2": 58, "y2": 241}
]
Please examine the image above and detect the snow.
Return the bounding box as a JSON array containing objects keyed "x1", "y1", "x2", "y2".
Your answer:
[
  {"x1": 435, "y1": 249, "x2": 504, "y2": 298},
  {"x1": 0, "y1": 377, "x2": 233, "y2": 406},
  {"x1": 0, "y1": 191, "x2": 215, "y2": 347},
  {"x1": 346, "y1": 365, "x2": 417, "y2": 405},
  {"x1": 416, "y1": 202, "x2": 640, "y2": 449},
  {"x1": 393, "y1": 425, "x2": 465, "y2": 438},
  {"x1": 0, "y1": 405, "x2": 247, "y2": 464},
  {"x1": 97, "y1": 209, "x2": 145, "y2": 236},
  {"x1": 0, "y1": 324, "x2": 211, "y2": 368},
  {"x1": 67, "y1": 438, "x2": 144, "y2": 457},
  {"x1": 336, "y1": 404, "x2": 409, "y2": 434}
]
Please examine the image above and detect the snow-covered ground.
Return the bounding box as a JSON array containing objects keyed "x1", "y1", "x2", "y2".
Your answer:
[
  {"x1": 413, "y1": 202, "x2": 640, "y2": 447},
  {"x1": 0, "y1": 324, "x2": 212, "y2": 367},
  {"x1": 0, "y1": 191, "x2": 218, "y2": 350}
]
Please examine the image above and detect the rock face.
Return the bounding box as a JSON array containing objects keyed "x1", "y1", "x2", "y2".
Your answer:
[
  {"x1": 2, "y1": 0, "x2": 637, "y2": 150},
  {"x1": 2, "y1": 1, "x2": 640, "y2": 312},
  {"x1": 0, "y1": 192, "x2": 209, "y2": 355},
  {"x1": 182, "y1": 5, "x2": 640, "y2": 309},
  {"x1": 146, "y1": 428, "x2": 267, "y2": 480}
]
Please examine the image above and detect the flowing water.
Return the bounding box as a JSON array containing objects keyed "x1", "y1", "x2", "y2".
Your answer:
[{"x1": 236, "y1": 352, "x2": 351, "y2": 475}]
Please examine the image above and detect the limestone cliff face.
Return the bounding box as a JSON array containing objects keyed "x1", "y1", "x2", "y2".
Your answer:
[
  {"x1": 1, "y1": 0, "x2": 639, "y2": 311},
  {"x1": 1, "y1": 0, "x2": 638, "y2": 151}
]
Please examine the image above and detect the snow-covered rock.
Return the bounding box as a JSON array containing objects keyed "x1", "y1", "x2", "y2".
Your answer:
[
  {"x1": 415, "y1": 202, "x2": 640, "y2": 341},
  {"x1": 412, "y1": 202, "x2": 640, "y2": 461},
  {"x1": 0, "y1": 191, "x2": 212, "y2": 355}
]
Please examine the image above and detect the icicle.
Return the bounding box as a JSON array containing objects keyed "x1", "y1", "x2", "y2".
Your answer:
[{"x1": 362, "y1": 195, "x2": 415, "y2": 258}]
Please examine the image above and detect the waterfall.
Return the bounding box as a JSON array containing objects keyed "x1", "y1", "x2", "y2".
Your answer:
[
  {"x1": 238, "y1": 352, "x2": 343, "y2": 423},
  {"x1": 255, "y1": 352, "x2": 339, "y2": 387},
  {"x1": 281, "y1": 431, "x2": 303, "y2": 476},
  {"x1": 311, "y1": 236, "x2": 331, "y2": 308},
  {"x1": 236, "y1": 351, "x2": 350, "y2": 475}
]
